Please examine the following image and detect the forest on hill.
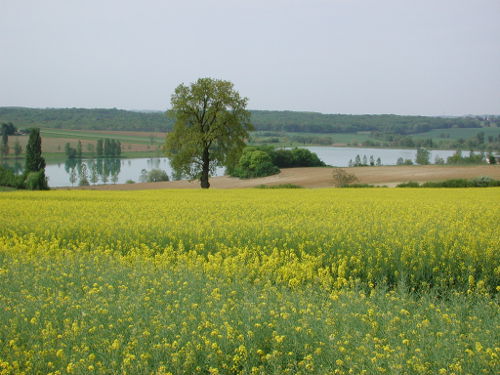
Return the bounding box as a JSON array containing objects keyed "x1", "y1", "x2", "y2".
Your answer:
[{"x1": 1, "y1": 106, "x2": 498, "y2": 134}]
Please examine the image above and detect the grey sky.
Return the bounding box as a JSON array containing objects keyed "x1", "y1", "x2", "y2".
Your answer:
[{"x1": 1, "y1": 0, "x2": 499, "y2": 115}]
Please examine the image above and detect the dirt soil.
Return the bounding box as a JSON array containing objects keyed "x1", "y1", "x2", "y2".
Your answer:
[{"x1": 75, "y1": 165, "x2": 500, "y2": 190}]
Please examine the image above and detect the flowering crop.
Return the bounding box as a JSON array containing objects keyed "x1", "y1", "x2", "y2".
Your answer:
[{"x1": 0, "y1": 188, "x2": 498, "y2": 374}]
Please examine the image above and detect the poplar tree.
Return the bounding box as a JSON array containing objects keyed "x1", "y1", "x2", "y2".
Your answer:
[
  {"x1": 24, "y1": 128, "x2": 48, "y2": 189},
  {"x1": 25, "y1": 128, "x2": 45, "y2": 173}
]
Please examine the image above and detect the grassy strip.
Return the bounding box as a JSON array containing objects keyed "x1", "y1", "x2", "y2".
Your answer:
[
  {"x1": 254, "y1": 184, "x2": 303, "y2": 189},
  {"x1": 397, "y1": 177, "x2": 500, "y2": 188}
]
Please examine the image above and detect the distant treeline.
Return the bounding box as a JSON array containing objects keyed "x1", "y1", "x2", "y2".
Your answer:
[{"x1": 1, "y1": 107, "x2": 499, "y2": 134}]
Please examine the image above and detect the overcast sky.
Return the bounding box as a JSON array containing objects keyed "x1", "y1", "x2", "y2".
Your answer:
[{"x1": 1, "y1": 0, "x2": 499, "y2": 115}]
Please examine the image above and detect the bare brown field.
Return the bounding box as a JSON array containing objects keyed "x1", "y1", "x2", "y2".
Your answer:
[
  {"x1": 5, "y1": 132, "x2": 163, "y2": 154},
  {"x1": 75, "y1": 165, "x2": 500, "y2": 190},
  {"x1": 7, "y1": 136, "x2": 99, "y2": 153}
]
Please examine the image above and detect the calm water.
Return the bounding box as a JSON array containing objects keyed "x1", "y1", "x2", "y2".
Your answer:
[{"x1": 3, "y1": 147, "x2": 459, "y2": 187}]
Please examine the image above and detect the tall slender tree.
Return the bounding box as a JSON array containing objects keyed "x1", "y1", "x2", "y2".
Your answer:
[
  {"x1": 24, "y1": 128, "x2": 48, "y2": 189},
  {"x1": 25, "y1": 128, "x2": 45, "y2": 172},
  {"x1": 1, "y1": 124, "x2": 8, "y2": 156}
]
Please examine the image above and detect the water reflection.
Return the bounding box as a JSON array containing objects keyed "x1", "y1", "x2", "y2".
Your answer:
[
  {"x1": 40, "y1": 147, "x2": 461, "y2": 187},
  {"x1": 64, "y1": 158, "x2": 122, "y2": 186}
]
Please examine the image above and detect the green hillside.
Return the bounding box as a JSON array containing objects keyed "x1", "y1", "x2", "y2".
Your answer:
[{"x1": 1, "y1": 107, "x2": 498, "y2": 134}]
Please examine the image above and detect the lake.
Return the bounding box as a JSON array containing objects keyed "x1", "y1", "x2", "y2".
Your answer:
[{"x1": 2, "y1": 147, "x2": 460, "y2": 187}]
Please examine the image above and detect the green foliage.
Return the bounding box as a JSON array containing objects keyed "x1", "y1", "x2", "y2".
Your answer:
[
  {"x1": 25, "y1": 128, "x2": 46, "y2": 173},
  {"x1": 0, "y1": 165, "x2": 25, "y2": 188},
  {"x1": 0, "y1": 107, "x2": 171, "y2": 132},
  {"x1": 2, "y1": 107, "x2": 497, "y2": 135},
  {"x1": 79, "y1": 164, "x2": 89, "y2": 186},
  {"x1": 415, "y1": 147, "x2": 431, "y2": 165},
  {"x1": 65, "y1": 138, "x2": 121, "y2": 159},
  {"x1": 396, "y1": 157, "x2": 414, "y2": 165},
  {"x1": 270, "y1": 147, "x2": 326, "y2": 168},
  {"x1": 250, "y1": 111, "x2": 492, "y2": 134},
  {"x1": 230, "y1": 146, "x2": 325, "y2": 179},
  {"x1": 96, "y1": 139, "x2": 103, "y2": 156},
  {"x1": 102, "y1": 138, "x2": 121, "y2": 157},
  {"x1": 397, "y1": 181, "x2": 421, "y2": 188},
  {"x1": 1, "y1": 122, "x2": 16, "y2": 135},
  {"x1": 164, "y1": 78, "x2": 252, "y2": 188},
  {"x1": 349, "y1": 154, "x2": 381, "y2": 167},
  {"x1": 65, "y1": 142, "x2": 77, "y2": 159},
  {"x1": 446, "y1": 150, "x2": 486, "y2": 165},
  {"x1": 24, "y1": 171, "x2": 48, "y2": 190},
  {"x1": 342, "y1": 183, "x2": 383, "y2": 188},
  {"x1": 397, "y1": 177, "x2": 500, "y2": 188},
  {"x1": 254, "y1": 184, "x2": 303, "y2": 189},
  {"x1": 76, "y1": 140, "x2": 82, "y2": 159},
  {"x1": 231, "y1": 149, "x2": 279, "y2": 179},
  {"x1": 23, "y1": 128, "x2": 48, "y2": 190},
  {"x1": 13, "y1": 141, "x2": 22, "y2": 157},
  {"x1": 139, "y1": 169, "x2": 169, "y2": 183}
]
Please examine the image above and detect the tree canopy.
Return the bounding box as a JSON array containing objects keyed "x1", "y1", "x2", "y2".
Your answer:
[
  {"x1": 164, "y1": 78, "x2": 252, "y2": 188},
  {"x1": 1, "y1": 107, "x2": 496, "y2": 134},
  {"x1": 24, "y1": 128, "x2": 48, "y2": 190}
]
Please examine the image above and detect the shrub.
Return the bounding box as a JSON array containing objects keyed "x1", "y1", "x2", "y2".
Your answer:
[
  {"x1": 332, "y1": 168, "x2": 358, "y2": 187},
  {"x1": 397, "y1": 181, "x2": 421, "y2": 187},
  {"x1": 0, "y1": 165, "x2": 25, "y2": 189},
  {"x1": 140, "y1": 169, "x2": 169, "y2": 183},
  {"x1": 231, "y1": 149, "x2": 280, "y2": 179},
  {"x1": 254, "y1": 184, "x2": 303, "y2": 189},
  {"x1": 126, "y1": 180, "x2": 135, "y2": 184},
  {"x1": 471, "y1": 176, "x2": 498, "y2": 187},
  {"x1": 270, "y1": 148, "x2": 325, "y2": 168},
  {"x1": 398, "y1": 177, "x2": 500, "y2": 188},
  {"x1": 25, "y1": 171, "x2": 49, "y2": 190},
  {"x1": 342, "y1": 183, "x2": 380, "y2": 188}
]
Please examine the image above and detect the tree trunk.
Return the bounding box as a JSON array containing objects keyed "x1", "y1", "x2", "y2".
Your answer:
[{"x1": 200, "y1": 147, "x2": 210, "y2": 189}]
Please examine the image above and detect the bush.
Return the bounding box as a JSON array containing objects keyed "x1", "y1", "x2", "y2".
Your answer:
[
  {"x1": 0, "y1": 165, "x2": 25, "y2": 189},
  {"x1": 270, "y1": 148, "x2": 325, "y2": 168},
  {"x1": 397, "y1": 181, "x2": 421, "y2": 187},
  {"x1": 471, "y1": 176, "x2": 498, "y2": 187},
  {"x1": 231, "y1": 149, "x2": 280, "y2": 179},
  {"x1": 254, "y1": 184, "x2": 303, "y2": 189},
  {"x1": 25, "y1": 171, "x2": 49, "y2": 190},
  {"x1": 398, "y1": 177, "x2": 500, "y2": 188},
  {"x1": 342, "y1": 183, "x2": 382, "y2": 188},
  {"x1": 231, "y1": 146, "x2": 325, "y2": 179},
  {"x1": 126, "y1": 180, "x2": 135, "y2": 184},
  {"x1": 139, "y1": 169, "x2": 170, "y2": 183},
  {"x1": 332, "y1": 168, "x2": 358, "y2": 187}
]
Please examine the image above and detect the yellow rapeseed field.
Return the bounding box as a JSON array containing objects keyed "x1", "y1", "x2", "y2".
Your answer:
[{"x1": 0, "y1": 188, "x2": 499, "y2": 374}]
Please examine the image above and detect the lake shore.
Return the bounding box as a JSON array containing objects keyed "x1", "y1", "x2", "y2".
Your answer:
[{"x1": 69, "y1": 165, "x2": 500, "y2": 190}]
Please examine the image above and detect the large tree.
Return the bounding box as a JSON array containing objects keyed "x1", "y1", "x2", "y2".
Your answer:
[{"x1": 164, "y1": 78, "x2": 252, "y2": 188}]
